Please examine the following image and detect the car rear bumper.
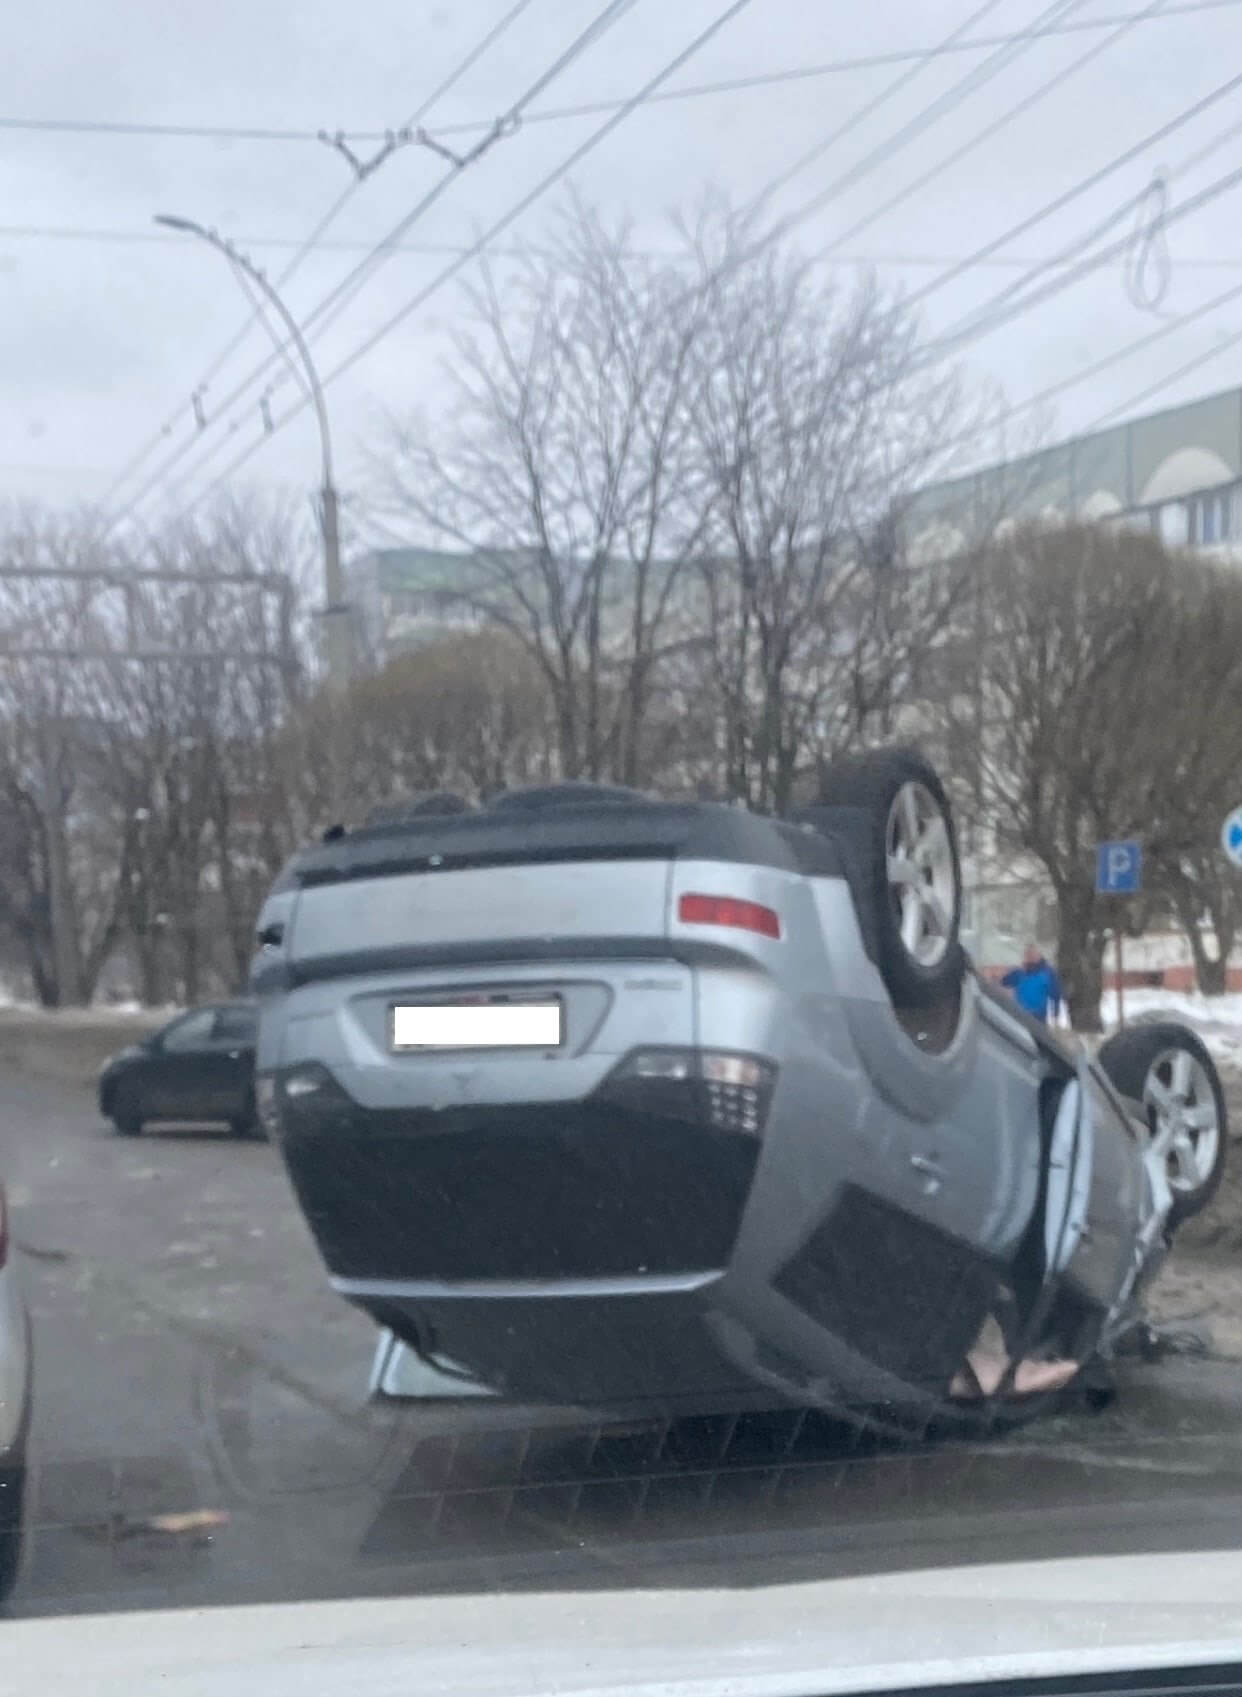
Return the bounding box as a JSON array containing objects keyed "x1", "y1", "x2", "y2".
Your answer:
[
  {"x1": 332, "y1": 1270, "x2": 767, "y2": 1408},
  {"x1": 275, "y1": 1066, "x2": 770, "y2": 1406}
]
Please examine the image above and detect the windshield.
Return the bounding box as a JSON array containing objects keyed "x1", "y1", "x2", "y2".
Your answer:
[{"x1": 5, "y1": 0, "x2": 1242, "y2": 1681}]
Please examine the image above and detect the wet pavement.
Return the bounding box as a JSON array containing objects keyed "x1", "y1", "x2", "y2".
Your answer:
[{"x1": 5, "y1": 1065, "x2": 1242, "y2": 1617}]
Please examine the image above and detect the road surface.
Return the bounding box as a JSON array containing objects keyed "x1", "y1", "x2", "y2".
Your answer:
[{"x1": 4, "y1": 1063, "x2": 1242, "y2": 1618}]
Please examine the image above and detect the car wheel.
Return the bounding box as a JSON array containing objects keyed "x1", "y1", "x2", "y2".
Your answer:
[
  {"x1": 816, "y1": 750, "x2": 964, "y2": 1010},
  {"x1": 111, "y1": 1084, "x2": 143, "y2": 1138},
  {"x1": 0, "y1": 1461, "x2": 25, "y2": 1605},
  {"x1": 1097, "y1": 1022, "x2": 1228, "y2": 1229}
]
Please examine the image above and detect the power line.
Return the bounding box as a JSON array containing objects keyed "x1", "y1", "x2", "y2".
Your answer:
[
  {"x1": 1088, "y1": 314, "x2": 1242, "y2": 428},
  {"x1": 809, "y1": 0, "x2": 1173, "y2": 263},
  {"x1": 18, "y1": 220, "x2": 1242, "y2": 272},
  {"x1": 922, "y1": 154, "x2": 1242, "y2": 363},
  {"x1": 117, "y1": 0, "x2": 1133, "y2": 519},
  {"x1": 102, "y1": 0, "x2": 1198, "y2": 522},
  {"x1": 942, "y1": 272, "x2": 1242, "y2": 464},
  {"x1": 103, "y1": 0, "x2": 646, "y2": 533},
  {"x1": 99, "y1": 0, "x2": 540, "y2": 511},
  {"x1": 900, "y1": 66, "x2": 1242, "y2": 312},
  {"x1": 660, "y1": 0, "x2": 1090, "y2": 342},
  {"x1": 156, "y1": 0, "x2": 760, "y2": 523},
  {"x1": 22, "y1": 220, "x2": 1242, "y2": 277},
  {"x1": 7, "y1": 0, "x2": 1239, "y2": 145},
  {"x1": 743, "y1": 0, "x2": 1014, "y2": 221},
  {"x1": 909, "y1": 92, "x2": 1242, "y2": 341}
]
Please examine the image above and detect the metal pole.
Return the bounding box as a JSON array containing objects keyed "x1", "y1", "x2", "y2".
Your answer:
[
  {"x1": 39, "y1": 716, "x2": 82, "y2": 1005},
  {"x1": 154, "y1": 214, "x2": 350, "y2": 823},
  {"x1": 1115, "y1": 924, "x2": 1126, "y2": 1030}
]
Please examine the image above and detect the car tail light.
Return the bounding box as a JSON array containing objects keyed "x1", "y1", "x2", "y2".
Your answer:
[
  {"x1": 275, "y1": 1062, "x2": 355, "y2": 1133},
  {"x1": 0, "y1": 1186, "x2": 8, "y2": 1270},
  {"x1": 678, "y1": 892, "x2": 781, "y2": 939},
  {"x1": 600, "y1": 1048, "x2": 777, "y2": 1137}
]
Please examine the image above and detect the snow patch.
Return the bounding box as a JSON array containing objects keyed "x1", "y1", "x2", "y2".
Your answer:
[{"x1": 1099, "y1": 987, "x2": 1242, "y2": 1067}]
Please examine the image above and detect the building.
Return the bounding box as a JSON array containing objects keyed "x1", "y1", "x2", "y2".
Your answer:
[
  {"x1": 349, "y1": 547, "x2": 483, "y2": 667},
  {"x1": 911, "y1": 382, "x2": 1242, "y2": 975},
  {"x1": 909, "y1": 381, "x2": 1242, "y2": 562}
]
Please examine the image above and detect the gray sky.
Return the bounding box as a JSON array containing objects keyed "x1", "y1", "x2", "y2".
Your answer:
[{"x1": 4, "y1": 0, "x2": 1242, "y2": 527}]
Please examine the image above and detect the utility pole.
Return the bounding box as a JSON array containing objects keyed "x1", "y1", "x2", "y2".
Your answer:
[
  {"x1": 154, "y1": 214, "x2": 351, "y2": 824},
  {"x1": 38, "y1": 715, "x2": 82, "y2": 1006}
]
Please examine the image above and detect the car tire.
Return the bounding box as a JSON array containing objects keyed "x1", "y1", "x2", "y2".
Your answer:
[
  {"x1": 815, "y1": 750, "x2": 964, "y2": 1010},
  {"x1": 0, "y1": 1461, "x2": 26, "y2": 1606},
  {"x1": 1097, "y1": 1022, "x2": 1228, "y2": 1229},
  {"x1": 111, "y1": 1085, "x2": 143, "y2": 1138}
]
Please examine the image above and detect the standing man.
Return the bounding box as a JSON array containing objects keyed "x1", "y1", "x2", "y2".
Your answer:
[{"x1": 1002, "y1": 943, "x2": 1065, "y2": 1025}]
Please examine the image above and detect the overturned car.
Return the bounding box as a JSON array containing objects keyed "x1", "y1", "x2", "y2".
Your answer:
[{"x1": 250, "y1": 751, "x2": 1226, "y2": 1427}]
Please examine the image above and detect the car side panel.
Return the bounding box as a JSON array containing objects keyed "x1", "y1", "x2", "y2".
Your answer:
[
  {"x1": 1060, "y1": 1064, "x2": 1148, "y2": 1312},
  {"x1": 675, "y1": 872, "x2": 1045, "y2": 1410},
  {"x1": 0, "y1": 1259, "x2": 30, "y2": 1459}
]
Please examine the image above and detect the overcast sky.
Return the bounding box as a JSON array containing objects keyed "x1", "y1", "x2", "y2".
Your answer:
[{"x1": 4, "y1": 0, "x2": 1242, "y2": 533}]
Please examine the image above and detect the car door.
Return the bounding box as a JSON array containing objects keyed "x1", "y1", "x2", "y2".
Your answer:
[
  {"x1": 203, "y1": 1003, "x2": 258, "y2": 1119},
  {"x1": 140, "y1": 1007, "x2": 224, "y2": 1119}
]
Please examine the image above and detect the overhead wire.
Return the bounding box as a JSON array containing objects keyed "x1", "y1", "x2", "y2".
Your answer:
[
  {"x1": 742, "y1": 0, "x2": 1016, "y2": 221},
  {"x1": 911, "y1": 95, "x2": 1242, "y2": 351},
  {"x1": 5, "y1": 0, "x2": 1242, "y2": 143},
  {"x1": 899, "y1": 65, "x2": 1242, "y2": 312},
  {"x1": 148, "y1": 0, "x2": 761, "y2": 524},
  {"x1": 938, "y1": 270, "x2": 1242, "y2": 465},
  {"x1": 1088, "y1": 313, "x2": 1242, "y2": 427},
  {"x1": 134, "y1": 0, "x2": 1095, "y2": 516},
  {"x1": 102, "y1": 0, "x2": 642, "y2": 533},
  {"x1": 109, "y1": 0, "x2": 1242, "y2": 523},
  {"x1": 19, "y1": 223, "x2": 1242, "y2": 275},
  {"x1": 1123, "y1": 172, "x2": 1173, "y2": 309},
  {"x1": 918, "y1": 154, "x2": 1242, "y2": 365},
  {"x1": 99, "y1": 0, "x2": 540, "y2": 510},
  {"x1": 807, "y1": 0, "x2": 1173, "y2": 263}
]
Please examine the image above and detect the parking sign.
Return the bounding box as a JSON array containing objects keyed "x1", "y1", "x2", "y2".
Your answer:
[{"x1": 1095, "y1": 840, "x2": 1142, "y2": 895}]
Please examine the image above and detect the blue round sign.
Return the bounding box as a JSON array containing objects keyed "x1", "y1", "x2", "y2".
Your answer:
[{"x1": 1222, "y1": 806, "x2": 1242, "y2": 867}]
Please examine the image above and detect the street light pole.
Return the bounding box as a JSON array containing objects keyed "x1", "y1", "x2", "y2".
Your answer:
[{"x1": 154, "y1": 213, "x2": 350, "y2": 823}]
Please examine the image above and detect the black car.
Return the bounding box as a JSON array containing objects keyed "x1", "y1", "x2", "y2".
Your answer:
[{"x1": 98, "y1": 1001, "x2": 259, "y2": 1138}]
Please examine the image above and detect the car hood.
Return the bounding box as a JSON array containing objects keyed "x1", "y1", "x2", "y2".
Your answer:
[
  {"x1": 5, "y1": 1549, "x2": 1242, "y2": 1697},
  {"x1": 100, "y1": 1044, "x2": 147, "y2": 1071}
]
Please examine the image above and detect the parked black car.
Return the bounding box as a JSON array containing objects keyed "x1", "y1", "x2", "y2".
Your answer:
[{"x1": 98, "y1": 1002, "x2": 259, "y2": 1138}]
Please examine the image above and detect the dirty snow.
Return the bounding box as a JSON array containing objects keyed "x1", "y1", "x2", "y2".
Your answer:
[{"x1": 1098, "y1": 988, "x2": 1242, "y2": 1066}]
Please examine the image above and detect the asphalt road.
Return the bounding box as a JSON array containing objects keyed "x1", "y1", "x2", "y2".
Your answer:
[{"x1": 5, "y1": 1064, "x2": 1242, "y2": 1619}]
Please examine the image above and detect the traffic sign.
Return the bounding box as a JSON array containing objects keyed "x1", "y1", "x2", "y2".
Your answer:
[
  {"x1": 1223, "y1": 807, "x2": 1242, "y2": 868},
  {"x1": 1096, "y1": 839, "x2": 1142, "y2": 895}
]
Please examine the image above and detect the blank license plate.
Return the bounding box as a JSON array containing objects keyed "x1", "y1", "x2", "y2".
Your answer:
[{"x1": 391, "y1": 1001, "x2": 563, "y2": 1051}]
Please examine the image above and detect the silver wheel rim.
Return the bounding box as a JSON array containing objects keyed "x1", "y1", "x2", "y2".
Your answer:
[
  {"x1": 885, "y1": 780, "x2": 957, "y2": 969},
  {"x1": 1143, "y1": 1047, "x2": 1221, "y2": 1193}
]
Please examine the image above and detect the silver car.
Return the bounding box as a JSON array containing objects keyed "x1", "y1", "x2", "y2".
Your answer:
[
  {"x1": 251, "y1": 751, "x2": 1225, "y2": 1427},
  {"x1": 0, "y1": 1181, "x2": 32, "y2": 1602}
]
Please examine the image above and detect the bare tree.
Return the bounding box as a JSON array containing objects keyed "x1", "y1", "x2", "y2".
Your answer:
[
  {"x1": 681, "y1": 217, "x2": 975, "y2": 811},
  {"x1": 935, "y1": 521, "x2": 1242, "y2": 1028},
  {"x1": 344, "y1": 630, "x2": 555, "y2": 809},
  {"x1": 368, "y1": 197, "x2": 711, "y2": 787},
  {"x1": 0, "y1": 506, "x2": 133, "y2": 1004},
  {"x1": 112, "y1": 497, "x2": 307, "y2": 999}
]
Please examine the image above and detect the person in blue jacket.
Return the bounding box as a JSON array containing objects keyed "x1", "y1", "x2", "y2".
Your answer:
[{"x1": 1002, "y1": 943, "x2": 1064, "y2": 1024}]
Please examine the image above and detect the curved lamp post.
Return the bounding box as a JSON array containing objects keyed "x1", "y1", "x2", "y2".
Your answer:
[{"x1": 155, "y1": 213, "x2": 350, "y2": 821}]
